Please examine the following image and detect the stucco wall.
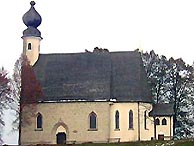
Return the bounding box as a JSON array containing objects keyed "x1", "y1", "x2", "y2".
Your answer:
[
  {"x1": 21, "y1": 102, "x2": 110, "y2": 145},
  {"x1": 109, "y1": 102, "x2": 154, "y2": 142},
  {"x1": 139, "y1": 102, "x2": 154, "y2": 141},
  {"x1": 21, "y1": 101, "x2": 173, "y2": 144},
  {"x1": 109, "y1": 102, "x2": 138, "y2": 142},
  {"x1": 155, "y1": 116, "x2": 173, "y2": 140},
  {"x1": 23, "y1": 36, "x2": 41, "y2": 66}
]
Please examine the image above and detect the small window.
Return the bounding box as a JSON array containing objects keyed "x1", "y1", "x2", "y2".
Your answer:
[
  {"x1": 28, "y1": 43, "x2": 32, "y2": 50},
  {"x1": 155, "y1": 118, "x2": 160, "y2": 125},
  {"x1": 162, "y1": 118, "x2": 167, "y2": 125},
  {"x1": 37, "y1": 113, "x2": 43, "y2": 129},
  {"x1": 115, "y1": 110, "x2": 119, "y2": 130},
  {"x1": 89, "y1": 112, "x2": 97, "y2": 130},
  {"x1": 129, "y1": 110, "x2": 133, "y2": 129},
  {"x1": 144, "y1": 111, "x2": 147, "y2": 129}
]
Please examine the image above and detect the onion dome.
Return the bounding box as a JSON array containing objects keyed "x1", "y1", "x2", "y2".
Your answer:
[
  {"x1": 22, "y1": 1, "x2": 42, "y2": 38},
  {"x1": 22, "y1": 27, "x2": 41, "y2": 38},
  {"x1": 22, "y1": 1, "x2": 42, "y2": 28}
]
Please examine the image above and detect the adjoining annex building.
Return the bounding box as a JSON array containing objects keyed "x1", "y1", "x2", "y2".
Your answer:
[{"x1": 20, "y1": 1, "x2": 174, "y2": 145}]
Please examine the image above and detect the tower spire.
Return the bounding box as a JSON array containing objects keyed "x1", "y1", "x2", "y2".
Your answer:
[
  {"x1": 22, "y1": 1, "x2": 42, "y2": 66},
  {"x1": 22, "y1": 1, "x2": 42, "y2": 38}
]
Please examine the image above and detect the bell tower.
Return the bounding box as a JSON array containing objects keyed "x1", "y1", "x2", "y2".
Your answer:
[{"x1": 22, "y1": 1, "x2": 42, "y2": 66}]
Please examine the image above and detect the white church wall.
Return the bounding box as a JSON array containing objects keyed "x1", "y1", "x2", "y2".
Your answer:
[
  {"x1": 109, "y1": 102, "x2": 154, "y2": 142},
  {"x1": 139, "y1": 102, "x2": 154, "y2": 141},
  {"x1": 155, "y1": 116, "x2": 173, "y2": 140},
  {"x1": 21, "y1": 102, "x2": 110, "y2": 144},
  {"x1": 21, "y1": 101, "x2": 173, "y2": 144},
  {"x1": 23, "y1": 36, "x2": 41, "y2": 66},
  {"x1": 110, "y1": 102, "x2": 137, "y2": 142}
]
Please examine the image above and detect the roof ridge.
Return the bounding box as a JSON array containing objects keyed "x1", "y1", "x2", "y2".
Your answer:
[{"x1": 39, "y1": 50, "x2": 139, "y2": 56}]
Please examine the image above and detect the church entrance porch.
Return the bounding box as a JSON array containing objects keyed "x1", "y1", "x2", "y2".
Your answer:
[
  {"x1": 51, "y1": 120, "x2": 69, "y2": 144},
  {"x1": 56, "y1": 132, "x2": 67, "y2": 144}
]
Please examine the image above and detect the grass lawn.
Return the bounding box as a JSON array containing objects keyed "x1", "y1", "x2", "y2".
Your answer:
[
  {"x1": 76, "y1": 140, "x2": 194, "y2": 146},
  {"x1": 29, "y1": 140, "x2": 194, "y2": 146}
]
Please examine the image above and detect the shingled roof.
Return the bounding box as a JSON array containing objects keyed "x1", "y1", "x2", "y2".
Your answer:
[
  {"x1": 33, "y1": 50, "x2": 152, "y2": 103},
  {"x1": 149, "y1": 103, "x2": 174, "y2": 116}
]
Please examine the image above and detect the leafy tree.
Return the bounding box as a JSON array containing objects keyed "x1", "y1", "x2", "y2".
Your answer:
[
  {"x1": 12, "y1": 54, "x2": 43, "y2": 145},
  {"x1": 142, "y1": 50, "x2": 169, "y2": 103},
  {"x1": 142, "y1": 50, "x2": 194, "y2": 138},
  {"x1": 0, "y1": 67, "x2": 12, "y2": 144},
  {"x1": 166, "y1": 58, "x2": 194, "y2": 138}
]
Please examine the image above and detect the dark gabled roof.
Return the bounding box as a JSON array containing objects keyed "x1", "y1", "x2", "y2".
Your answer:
[
  {"x1": 149, "y1": 103, "x2": 174, "y2": 116},
  {"x1": 33, "y1": 50, "x2": 152, "y2": 102}
]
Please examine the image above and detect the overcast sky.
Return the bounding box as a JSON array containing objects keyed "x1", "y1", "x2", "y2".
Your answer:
[
  {"x1": 0, "y1": 0, "x2": 194, "y2": 72},
  {"x1": 1, "y1": 0, "x2": 194, "y2": 144}
]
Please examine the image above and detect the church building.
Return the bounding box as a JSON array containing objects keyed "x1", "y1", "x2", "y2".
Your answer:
[{"x1": 20, "y1": 1, "x2": 174, "y2": 145}]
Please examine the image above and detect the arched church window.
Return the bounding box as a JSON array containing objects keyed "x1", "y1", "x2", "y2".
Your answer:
[
  {"x1": 37, "y1": 113, "x2": 43, "y2": 129},
  {"x1": 28, "y1": 43, "x2": 32, "y2": 50},
  {"x1": 129, "y1": 110, "x2": 133, "y2": 129},
  {"x1": 162, "y1": 118, "x2": 167, "y2": 125},
  {"x1": 155, "y1": 118, "x2": 160, "y2": 125},
  {"x1": 115, "y1": 110, "x2": 119, "y2": 130},
  {"x1": 89, "y1": 112, "x2": 97, "y2": 130}
]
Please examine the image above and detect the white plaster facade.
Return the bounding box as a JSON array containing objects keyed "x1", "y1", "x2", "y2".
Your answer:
[
  {"x1": 154, "y1": 116, "x2": 173, "y2": 140},
  {"x1": 22, "y1": 36, "x2": 41, "y2": 66},
  {"x1": 21, "y1": 101, "x2": 173, "y2": 145}
]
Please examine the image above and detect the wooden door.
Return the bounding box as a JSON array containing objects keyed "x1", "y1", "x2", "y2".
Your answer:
[
  {"x1": 158, "y1": 134, "x2": 164, "y2": 140},
  {"x1": 56, "y1": 132, "x2": 66, "y2": 144}
]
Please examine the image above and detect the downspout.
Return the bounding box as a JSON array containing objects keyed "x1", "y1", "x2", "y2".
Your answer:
[
  {"x1": 154, "y1": 116, "x2": 156, "y2": 140},
  {"x1": 107, "y1": 102, "x2": 111, "y2": 143},
  {"x1": 109, "y1": 52, "x2": 113, "y2": 142},
  {"x1": 138, "y1": 102, "x2": 140, "y2": 141},
  {"x1": 170, "y1": 116, "x2": 172, "y2": 139}
]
